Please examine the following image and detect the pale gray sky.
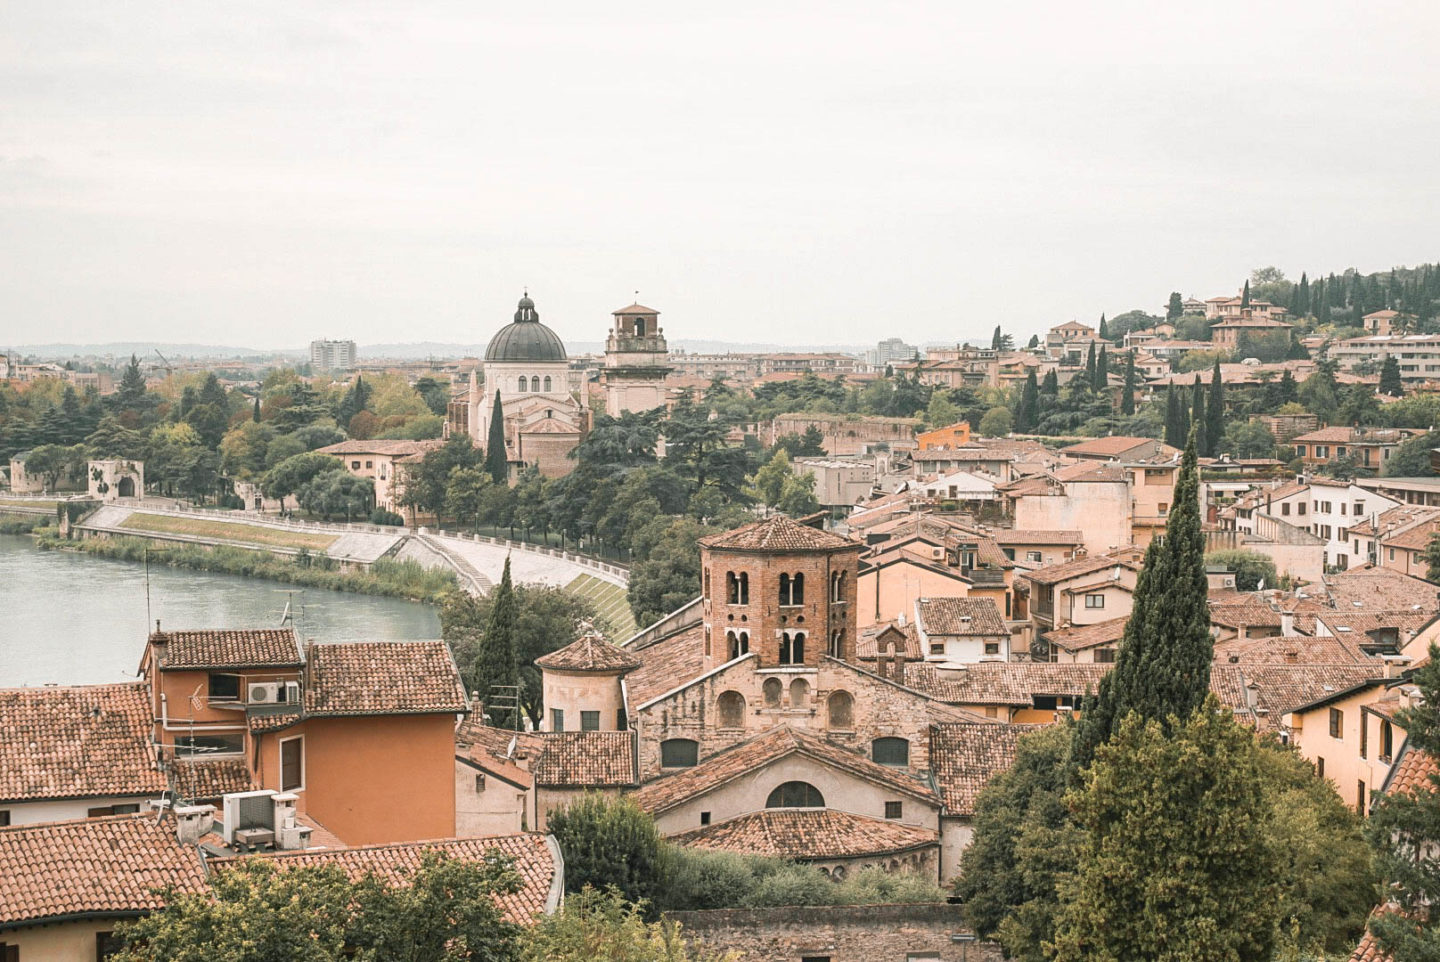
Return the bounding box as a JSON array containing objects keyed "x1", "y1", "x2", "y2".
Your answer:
[{"x1": 2, "y1": 1, "x2": 1437, "y2": 350}]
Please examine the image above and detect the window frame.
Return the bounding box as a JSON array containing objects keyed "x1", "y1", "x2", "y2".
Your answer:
[
  {"x1": 208, "y1": 672, "x2": 242, "y2": 702},
  {"x1": 280, "y1": 735, "x2": 305, "y2": 792},
  {"x1": 659, "y1": 738, "x2": 700, "y2": 769},
  {"x1": 871, "y1": 736, "x2": 910, "y2": 767},
  {"x1": 1329, "y1": 707, "x2": 1343, "y2": 739},
  {"x1": 580, "y1": 710, "x2": 600, "y2": 732}
]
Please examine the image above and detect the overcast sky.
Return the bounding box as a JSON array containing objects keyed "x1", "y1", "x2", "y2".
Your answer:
[{"x1": 2, "y1": 1, "x2": 1437, "y2": 351}]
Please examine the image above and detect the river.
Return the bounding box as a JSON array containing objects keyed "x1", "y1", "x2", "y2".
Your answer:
[{"x1": 0, "y1": 534, "x2": 442, "y2": 687}]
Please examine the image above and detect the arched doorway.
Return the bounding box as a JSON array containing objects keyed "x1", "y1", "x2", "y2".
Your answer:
[{"x1": 117, "y1": 476, "x2": 135, "y2": 498}]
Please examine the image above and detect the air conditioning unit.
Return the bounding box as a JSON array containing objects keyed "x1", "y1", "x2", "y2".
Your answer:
[
  {"x1": 221, "y1": 789, "x2": 276, "y2": 844},
  {"x1": 248, "y1": 682, "x2": 281, "y2": 704}
]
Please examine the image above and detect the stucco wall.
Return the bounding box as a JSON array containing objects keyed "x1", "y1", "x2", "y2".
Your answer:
[
  {"x1": 3, "y1": 795, "x2": 157, "y2": 825},
  {"x1": 2, "y1": 918, "x2": 123, "y2": 961},
  {"x1": 857, "y1": 561, "x2": 969, "y2": 628},
  {"x1": 454, "y1": 761, "x2": 532, "y2": 836},
  {"x1": 542, "y1": 669, "x2": 625, "y2": 732},
  {"x1": 1015, "y1": 480, "x2": 1131, "y2": 555}
]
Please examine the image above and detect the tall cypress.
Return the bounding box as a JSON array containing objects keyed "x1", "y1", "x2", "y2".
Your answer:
[
  {"x1": 1041, "y1": 369, "x2": 1059, "y2": 397},
  {"x1": 1098, "y1": 314, "x2": 1109, "y2": 341},
  {"x1": 485, "y1": 391, "x2": 509, "y2": 484},
  {"x1": 474, "y1": 556, "x2": 520, "y2": 729},
  {"x1": 1163, "y1": 389, "x2": 1179, "y2": 447},
  {"x1": 1240, "y1": 279, "x2": 1251, "y2": 308},
  {"x1": 1121, "y1": 353, "x2": 1136, "y2": 415},
  {"x1": 1094, "y1": 348, "x2": 1109, "y2": 391},
  {"x1": 1018, "y1": 370, "x2": 1039, "y2": 432},
  {"x1": 252, "y1": 395, "x2": 261, "y2": 423},
  {"x1": 1206, "y1": 361, "x2": 1225, "y2": 457},
  {"x1": 1296, "y1": 272, "x2": 1310, "y2": 317},
  {"x1": 992, "y1": 325, "x2": 1003, "y2": 351},
  {"x1": 1190, "y1": 375, "x2": 1207, "y2": 458},
  {"x1": 1164, "y1": 387, "x2": 1189, "y2": 448},
  {"x1": 1072, "y1": 429, "x2": 1212, "y2": 768},
  {"x1": 1084, "y1": 344, "x2": 1096, "y2": 388}
]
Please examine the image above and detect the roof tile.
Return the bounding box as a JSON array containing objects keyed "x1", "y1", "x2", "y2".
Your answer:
[
  {"x1": 304, "y1": 641, "x2": 468, "y2": 716},
  {"x1": 930, "y1": 722, "x2": 1043, "y2": 815},
  {"x1": 153, "y1": 628, "x2": 303, "y2": 670},
  {"x1": 668, "y1": 809, "x2": 937, "y2": 860},
  {"x1": 699, "y1": 515, "x2": 859, "y2": 553}
]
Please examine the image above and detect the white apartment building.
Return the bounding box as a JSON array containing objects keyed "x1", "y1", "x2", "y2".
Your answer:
[
  {"x1": 309, "y1": 338, "x2": 358, "y2": 372},
  {"x1": 1329, "y1": 334, "x2": 1440, "y2": 384},
  {"x1": 1305, "y1": 479, "x2": 1402, "y2": 571}
]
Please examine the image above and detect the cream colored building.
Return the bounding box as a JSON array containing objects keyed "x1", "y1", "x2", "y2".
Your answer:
[
  {"x1": 1286, "y1": 677, "x2": 1410, "y2": 815},
  {"x1": 87, "y1": 459, "x2": 144, "y2": 501},
  {"x1": 602, "y1": 302, "x2": 672, "y2": 416},
  {"x1": 313, "y1": 438, "x2": 442, "y2": 515}
]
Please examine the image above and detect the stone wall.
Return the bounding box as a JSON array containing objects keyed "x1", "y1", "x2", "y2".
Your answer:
[{"x1": 666, "y1": 903, "x2": 1002, "y2": 962}]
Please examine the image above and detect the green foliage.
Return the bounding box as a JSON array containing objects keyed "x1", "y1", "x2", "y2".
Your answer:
[
  {"x1": 1167, "y1": 292, "x2": 1184, "y2": 320},
  {"x1": 980, "y1": 405, "x2": 1013, "y2": 437},
  {"x1": 487, "y1": 392, "x2": 509, "y2": 484},
  {"x1": 1018, "y1": 370, "x2": 1042, "y2": 430},
  {"x1": 1204, "y1": 549, "x2": 1278, "y2": 591},
  {"x1": 1072, "y1": 431, "x2": 1211, "y2": 768},
  {"x1": 369, "y1": 508, "x2": 405, "y2": 526},
  {"x1": 472, "y1": 557, "x2": 520, "y2": 726},
  {"x1": 522, "y1": 888, "x2": 733, "y2": 962},
  {"x1": 627, "y1": 515, "x2": 716, "y2": 627},
  {"x1": 750, "y1": 449, "x2": 794, "y2": 508},
  {"x1": 1206, "y1": 361, "x2": 1225, "y2": 458},
  {"x1": 402, "y1": 435, "x2": 484, "y2": 523},
  {"x1": 261, "y1": 452, "x2": 345, "y2": 507},
  {"x1": 111, "y1": 851, "x2": 522, "y2": 962},
  {"x1": 1380, "y1": 355, "x2": 1405, "y2": 397},
  {"x1": 297, "y1": 470, "x2": 375, "y2": 521},
  {"x1": 1120, "y1": 354, "x2": 1135, "y2": 416},
  {"x1": 1176, "y1": 349, "x2": 1226, "y2": 373},
  {"x1": 1051, "y1": 701, "x2": 1283, "y2": 962},
  {"x1": 547, "y1": 794, "x2": 666, "y2": 906}
]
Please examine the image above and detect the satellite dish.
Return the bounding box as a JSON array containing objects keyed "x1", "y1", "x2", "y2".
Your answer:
[
  {"x1": 505, "y1": 735, "x2": 518, "y2": 759},
  {"x1": 1256, "y1": 578, "x2": 1265, "y2": 591}
]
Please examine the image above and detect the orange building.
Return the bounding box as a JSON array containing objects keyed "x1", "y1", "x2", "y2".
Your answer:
[
  {"x1": 916, "y1": 420, "x2": 972, "y2": 450},
  {"x1": 140, "y1": 628, "x2": 469, "y2": 846}
]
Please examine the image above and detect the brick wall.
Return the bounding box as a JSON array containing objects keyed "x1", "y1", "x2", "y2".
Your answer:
[{"x1": 666, "y1": 903, "x2": 1002, "y2": 962}]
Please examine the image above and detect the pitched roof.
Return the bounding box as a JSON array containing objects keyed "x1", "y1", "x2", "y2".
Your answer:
[
  {"x1": 152, "y1": 628, "x2": 303, "y2": 670},
  {"x1": 1326, "y1": 566, "x2": 1440, "y2": 611},
  {"x1": 170, "y1": 758, "x2": 257, "y2": 801},
  {"x1": 303, "y1": 641, "x2": 468, "y2": 717},
  {"x1": 667, "y1": 809, "x2": 937, "y2": 860},
  {"x1": 1210, "y1": 663, "x2": 1388, "y2": 730},
  {"x1": 313, "y1": 438, "x2": 439, "y2": 457},
  {"x1": 1384, "y1": 743, "x2": 1439, "y2": 796},
  {"x1": 698, "y1": 515, "x2": 859, "y2": 553},
  {"x1": 903, "y1": 662, "x2": 1109, "y2": 706},
  {"x1": 1213, "y1": 634, "x2": 1362, "y2": 665},
  {"x1": 930, "y1": 722, "x2": 1043, "y2": 815},
  {"x1": 1061, "y1": 436, "x2": 1157, "y2": 457},
  {"x1": 613, "y1": 303, "x2": 660, "y2": 315},
  {"x1": 632, "y1": 727, "x2": 937, "y2": 815},
  {"x1": 0, "y1": 814, "x2": 207, "y2": 927},
  {"x1": 534, "y1": 631, "x2": 642, "y2": 673},
  {"x1": 623, "y1": 623, "x2": 708, "y2": 707},
  {"x1": 211, "y1": 833, "x2": 560, "y2": 924},
  {"x1": 1043, "y1": 617, "x2": 1128, "y2": 653},
  {"x1": 1023, "y1": 554, "x2": 1136, "y2": 586},
  {"x1": 857, "y1": 620, "x2": 924, "y2": 661},
  {"x1": 992, "y1": 529, "x2": 1084, "y2": 546},
  {"x1": 529, "y1": 732, "x2": 638, "y2": 787},
  {"x1": 915, "y1": 597, "x2": 1007, "y2": 637},
  {"x1": 0, "y1": 682, "x2": 166, "y2": 803}
]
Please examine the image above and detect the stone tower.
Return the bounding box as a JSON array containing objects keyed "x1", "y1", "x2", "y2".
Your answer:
[
  {"x1": 697, "y1": 515, "x2": 862, "y2": 674},
  {"x1": 602, "y1": 302, "x2": 671, "y2": 416}
]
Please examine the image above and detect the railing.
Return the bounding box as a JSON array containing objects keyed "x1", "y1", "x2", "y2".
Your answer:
[{"x1": 424, "y1": 527, "x2": 630, "y2": 580}]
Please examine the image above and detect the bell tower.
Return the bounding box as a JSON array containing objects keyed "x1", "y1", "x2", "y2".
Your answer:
[{"x1": 602, "y1": 299, "x2": 672, "y2": 416}]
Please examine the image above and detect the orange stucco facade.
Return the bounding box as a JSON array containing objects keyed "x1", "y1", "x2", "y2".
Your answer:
[{"x1": 916, "y1": 421, "x2": 972, "y2": 450}]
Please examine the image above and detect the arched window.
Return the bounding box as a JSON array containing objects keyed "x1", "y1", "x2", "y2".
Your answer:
[
  {"x1": 871, "y1": 737, "x2": 910, "y2": 767},
  {"x1": 704, "y1": 568, "x2": 711, "y2": 599},
  {"x1": 635, "y1": 317, "x2": 646, "y2": 336},
  {"x1": 737, "y1": 631, "x2": 749, "y2": 656},
  {"x1": 1381, "y1": 720, "x2": 1394, "y2": 760},
  {"x1": 726, "y1": 571, "x2": 739, "y2": 604},
  {"x1": 792, "y1": 573, "x2": 804, "y2": 604},
  {"x1": 779, "y1": 573, "x2": 791, "y2": 605},
  {"x1": 660, "y1": 739, "x2": 699, "y2": 768},
  {"x1": 543, "y1": 376, "x2": 552, "y2": 392},
  {"x1": 718, "y1": 691, "x2": 746, "y2": 728},
  {"x1": 780, "y1": 632, "x2": 805, "y2": 665},
  {"x1": 828, "y1": 629, "x2": 843, "y2": 658},
  {"x1": 518, "y1": 376, "x2": 529, "y2": 392},
  {"x1": 789, "y1": 677, "x2": 809, "y2": 708},
  {"x1": 762, "y1": 677, "x2": 783, "y2": 708},
  {"x1": 766, "y1": 781, "x2": 825, "y2": 808},
  {"x1": 739, "y1": 572, "x2": 749, "y2": 604},
  {"x1": 827, "y1": 690, "x2": 854, "y2": 729},
  {"x1": 830, "y1": 571, "x2": 840, "y2": 602}
]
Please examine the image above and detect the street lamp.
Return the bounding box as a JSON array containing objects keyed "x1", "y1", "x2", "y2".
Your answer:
[{"x1": 951, "y1": 932, "x2": 978, "y2": 962}]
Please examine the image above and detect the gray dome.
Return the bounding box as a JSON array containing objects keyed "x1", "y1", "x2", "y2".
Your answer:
[{"x1": 485, "y1": 294, "x2": 567, "y2": 362}]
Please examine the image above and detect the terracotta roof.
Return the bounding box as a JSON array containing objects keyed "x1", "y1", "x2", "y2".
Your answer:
[
  {"x1": 1385, "y1": 743, "x2": 1439, "y2": 796},
  {"x1": 993, "y1": 529, "x2": 1084, "y2": 546},
  {"x1": 212, "y1": 833, "x2": 560, "y2": 924},
  {"x1": 1209, "y1": 601, "x2": 1283, "y2": 630},
  {"x1": 632, "y1": 727, "x2": 936, "y2": 815},
  {"x1": 668, "y1": 809, "x2": 937, "y2": 860},
  {"x1": 0, "y1": 814, "x2": 207, "y2": 927},
  {"x1": 1211, "y1": 663, "x2": 1388, "y2": 730},
  {"x1": 1052, "y1": 461, "x2": 1130, "y2": 482},
  {"x1": 1318, "y1": 611, "x2": 1434, "y2": 640},
  {"x1": 613, "y1": 302, "x2": 660, "y2": 315},
  {"x1": 314, "y1": 438, "x2": 439, "y2": 457},
  {"x1": 248, "y1": 710, "x2": 302, "y2": 733},
  {"x1": 1326, "y1": 566, "x2": 1440, "y2": 612},
  {"x1": 169, "y1": 758, "x2": 257, "y2": 801},
  {"x1": 303, "y1": 641, "x2": 468, "y2": 717},
  {"x1": 0, "y1": 682, "x2": 166, "y2": 803},
  {"x1": 623, "y1": 623, "x2": 708, "y2": 706},
  {"x1": 1061, "y1": 436, "x2": 1157, "y2": 458},
  {"x1": 929, "y1": 722, "x2": 1042, "y2": 815},
  {"x1": 1213, "y1": 634, "x2": 1362, "y2": 665},
  {"x1": 857, "y1": 621, "x2": 924, "y2": 661},
  {"x1": 1348, "y1": 923, "x2": 1391, "y2": 962},
  {"x1": 534, "y1": 631, "x2": 642, "y2": 673},
  {"x1": 1023, "y1": 554, "x2": 1136, "y2": 586},
  {"x1": 904, "y1": 662, "x2": 1108, "y2": 706},
  {"x1": 915, "y1": 597, "x2": 1007, "y2": 637},
  {"x1": 698, "y1": 515, "x2": 859, "y2": 553},
  {"x1": 1043, "y1": 617, "x2": 1128, "y2": 653},
  {"x1": 152, "y1": 628, "x2": 303, "y2": 670},
  {"x1": 529, "y1": 732, "x2": 638, "y2": 787}
]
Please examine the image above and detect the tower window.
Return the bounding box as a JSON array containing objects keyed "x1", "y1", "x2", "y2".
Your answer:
[
  {"x1": 829, "y1": 629, "x2": 843, "y2": 658},
  {"x1": 543, "y1": 376, "x2": 552, "y2": 391},
  {"x1": 780, "y1": 632, "x2": 806, "y2": 665},
  {"x1": 780, "y1": 572, "x2": 804, "y2": 606},
  {"x1": 718, "y1": 690, "x2": 746, "y2": 728}
]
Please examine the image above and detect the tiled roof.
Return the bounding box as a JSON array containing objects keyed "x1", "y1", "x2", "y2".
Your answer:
[
  {"x1": 930, "y1": 722, "x2": 1043, "y2": 815},
  {"x1": 1209, "y1": 601, "x2": 1283, "y2": 630},
  {"x1": 698, "y1": 515, "x2": 859, "y2": 553},
  {"x1": 632, "y1": 727, "x2": 937, "y2": 815},
  {"x1": 169, "y1": 758, "x2": 257, "y2": 801},
  {"x1": 0, "y1": 814, "x2": 207, "y2": 927},
  {"x1": 1043, "y1": 617, "x2": 1128, "y2": 653},
  {"x1": 1211, "y1": 663, "x2": 1388, "y2": 730},
  {"x1": 857, "y1": 621, "x2": 924, "y2": 661},
  {"x1": 993, "y1": 529, "x2": 1084, "y2": 546},
  {"x1": 1213, "y1": 634, "x2": 1362, "y2": 665},
  {"x1": 0, "y1": 682, "x2": 166, "y2": 803},
  {"x1": 904, "y1": 662, "x2": 1109, "y2": 706},
  {"x1": 668, "y1": 809, "x2": 938, "y2": 860},
  {"x1": 1023, "y1": 554, "x2": 1136, "y2": 586},
  {"x1": 529, "y1": 732, "x2": 637, "y2": 787},
  {"x1": 915, "y1": 597, "x2": 1007, "y2": 636},
  {"x1": 248, "y1": 710, "x2": 303, "y2": 733},
  {"x1": 303, "y1": 641, "x2": 468, "y2": 716},
  {"x1": 1318, "y1": 611, "x2": 1435, "y2": 640},
  {"x1": 314, "y1": 439, "x2": 440, "y2": 457},
  {"x1": 623, "y1": 624, "x2": 708, "y2": 706},
  {"x1": 1326, "y1": 566, "x2": 1440, "y2": 612},
  {"x1": 534, "y1": 631, "x2": 642, "y2": 673},
  {"x1": 153, "y1": 628, "x2": 303, "y2": 670},
  {"x1": 1052, "y1": 460, "x2": 1130, "y2": 482},
  {"x1": 1061, "y1": 436, "x2": 1156, "y2": 457},
  {"x1": 1384, "y1": 743, "x2": 1439, "y2": 797},
  {"x1": 613, "y1": 302, "x2": 660, "y2": 315},
  {"x1": 212, "y1": 833, "x2": 560, "y2": 924}
]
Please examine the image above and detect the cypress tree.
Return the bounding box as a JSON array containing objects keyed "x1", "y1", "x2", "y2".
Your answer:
[
  {"x1": 1072, "y1": 429, "x2": 1212, "y2": 769},
  {"x1": 1094, "y1": 347, "x2": 1109, "y2": 391},
  {"x1": 1296, "y1": 272, "x2": 1310, "y2": 316},
  {"x1": 1166, "y1": 292, "x2": 1183, "y2": 321},
  {"x1": 1380, "y1": 355, "x2": 1404, "y2": 397},
  {"x1": 1190, "y1": 375, "x2": 1207, "y2": 459},
  {"x1": 1084, "y1": 344, "x2": 1096, "y2": 388},
  {"x1": 1027, "y1": 334, "x2": 1039, "y2": 349},
  {"x1": 252, "y1": 395, "x2": 261, "y2": 423},
  {"x1": 1163, "y1": 389, "x2": 1179, "y2": 447},
  {"x1": 1206, "y1": 361, "x2": 1225, "y2": 456},
  {"x1": 1098, "y1": 313, "x2": 1109, "y2": 341},
  {"x1": 1018, "y1": 370, "x2": 1039, "y2": 432},
  {"x1": 473, "y1": 557, "x2": 520, "y2": 728},
  {"x1": 1240, "y1": 279, "x2": 1251, "y2": 308},
  {"x1": 1041, "y1": 369, "x2": 1058, "y2": 396},
  {"x1": 991, "y1": 325, "x2": 1002, "y2": 351},
  {"x1": 1121, "y1": 353, "x2": 1136, "y2": 415},
  {"x1": 485, "y1": 391, "x2": 509, "y2": 484}
]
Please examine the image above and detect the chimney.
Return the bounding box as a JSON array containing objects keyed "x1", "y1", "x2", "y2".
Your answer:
[
  {"x1": 174, "y1": 804, "x2": 215, "y2": 846},
  {"x1": 272, "y1": 793, "x2": 311, "y2": 851},
  {"x1": 1245, "y1": 681, "x2": 1260, "y2": 711},
  {"x1": 1382, "y1": 655, "x2": 1412, "y2": 680},
  {"x1": 1280, "y1": 611, "x2": 1294, "y2": 636}
]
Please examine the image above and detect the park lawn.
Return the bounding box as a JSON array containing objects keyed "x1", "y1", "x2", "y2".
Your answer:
[
  {"x1": 0, "y1": 498, "x2": 59, "y2": 510},
  {"x1": 566, "y1": 573, "x2": 638, "y2": 641},
  {"x1": 117, "y1": 513, "x2": 338, "y2": 552}
]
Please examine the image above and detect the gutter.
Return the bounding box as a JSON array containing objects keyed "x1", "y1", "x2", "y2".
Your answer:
[{"x1": 542, "y1": 834, "x2": 566, "y2": 914}]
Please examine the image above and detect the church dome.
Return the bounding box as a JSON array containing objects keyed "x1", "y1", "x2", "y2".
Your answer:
[{"x1": 485, "y1": 293, "x2": 568, "y2": 363}]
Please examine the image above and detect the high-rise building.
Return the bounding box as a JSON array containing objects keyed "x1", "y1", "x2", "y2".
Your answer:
[
  {"x1": 870, "y1": 336, "x2": 917, "y2": 367},
  {"x1": 309, "y1": 339, "x2": 357, "y2": 372}
]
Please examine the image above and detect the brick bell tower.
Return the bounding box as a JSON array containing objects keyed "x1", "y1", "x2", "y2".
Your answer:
[{"x1": 697, "y1": 515, "x2": 862, "y2": 673}]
